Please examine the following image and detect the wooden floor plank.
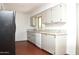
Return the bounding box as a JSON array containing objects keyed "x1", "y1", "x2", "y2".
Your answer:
[{"x1": 16, "y1": 41, "x2": 50, "y2": 55}]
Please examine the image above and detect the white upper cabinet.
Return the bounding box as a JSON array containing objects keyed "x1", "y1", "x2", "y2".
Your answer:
[
  {"x1": 36, "y1": 14, "x2": 42, "y2": 30},
  {"x1": 42, "y1": 8, "x2": 52, "y2": 24},
  {"x1": 52, "y1": 3, "x2": 67, "y2": 22},
  {"x1": 30, "y1": 3, "x2": 67, "y2": 28},
  {"x1": 41, "y1": 3, "x2": 67, "y2": 25},
  {"x1": 30, "y1": 16, "x2": 36, "y2": 27}
]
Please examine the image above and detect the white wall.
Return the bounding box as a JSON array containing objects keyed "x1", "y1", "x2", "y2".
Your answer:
[
  {"x1": 76, "y1": 4, "x2": 79, "y2": 55},
  {"x1": 66, "y1": 0, "x2": 76, "y2": 55},
  {"x1": 15, "y1": 12, "x2": 31, "y2": 41}
]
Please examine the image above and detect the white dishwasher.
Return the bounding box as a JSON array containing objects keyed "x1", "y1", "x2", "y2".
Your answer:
[{"x1": 35, "y1": 33, "x2": 41, "y2": 48}]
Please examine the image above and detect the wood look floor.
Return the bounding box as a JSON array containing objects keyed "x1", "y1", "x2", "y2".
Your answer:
[{"x1": 16, "y1": 41, "x2": 50, "y2": 55}]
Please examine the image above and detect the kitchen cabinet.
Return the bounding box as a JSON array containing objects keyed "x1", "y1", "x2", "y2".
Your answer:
[
  {"x1": 42, "y1": 8, "x2": 52, "y2": 24},
  {"x1": 41, "y1": 34, "x2": 55, "y2": 54},
  {"x1": 27, "y1": 30, "x2": 66, "y2": 55},
  {"x1": 38, "y1": 16, "x2": 42, "y2": 30},
  {"x1": 30, "y1": 16, "x2": 36, "y2": 27},
  {"x1": 35, "y1": 33, "x2": 41, "y2": 48},
  {"x1": 30, "y1": 3, "x2": 67, "y2": 28},
  {"x1": 41, "y1": 34, "x2": 48, "y2": 51},
  {"x1": 41, "y1": 33, "x2": 66, "y2": 55},
  {"x1": 27, "y1": 31, "x2": 36, "y2": 44},
  {"x1": 46, "y1": 34, "x2": 55, "y2": 54},
  {"x1": 27, "y1": 31, "x2": 42, "y2": 48},
  {"x1": 41, "y1": 3, "x2": 67, "y2": 24},
  {"x1": 55, "y1": 35, "x2": 66, "y2": 55},
  {"x1": 31, "y1": 14, "x2": 42, "y2": 30},
  {"x1": 27, "y1": 31, "x2": 31, "y2": 41},
  {"x1": 35, "y1": 17, "x2": 39, "y2": 30},
  {"x1": 52, "y1": 3, "x2": 67, "y2": 22}
]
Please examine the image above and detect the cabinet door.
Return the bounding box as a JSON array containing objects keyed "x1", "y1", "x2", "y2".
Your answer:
[
  {"x1": 27, "y1": 31, "x2": 32, "y2": 42},
  {"x1": 38, "y1": 16, "x2": 42, "y2": 30},
  {"x1": 55, "y1": 35, "x2": 66, "y2": 55},
  {"x1": 41, "y1": 34, "x2": 55, "y2": 54},
  {"x1": 36, "y1": 33, "x2": 41, "y2": 48},
  {"x1": 52, "y1": 4, "x2": 67, "y2": 22},
  {"x1": 27, "y1": 31, "x2": 36, "y2": 44},
  {"x1": 31, "y1": 32, "x2": 36, "y2": 44},
  {"x1": 30, "y1": 17, "x2": 36, "y2": 27},
  {"x1": 42, "y1": 8, "x2": 52, "y2": 24},
  {"x1": 46, "y1": 35, "x2": 55, "y2": 54},
  {"x1": 41, "y1": 34, "x2": 48, "y2": 51}
]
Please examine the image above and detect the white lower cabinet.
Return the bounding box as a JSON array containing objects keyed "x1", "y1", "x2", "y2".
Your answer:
[
  {"x1": 41, "y1": 34, "x2": 66, "y2": 55},
  {"x1": 55, "y1": 35, "x2": 66, "y2": 55},
  {"x1": 41, "y1": 34, "x2": 55, "y2": 54},
  {"x1": 35, "y1": 33, "x2": 41, "y2": 48},
  {"x1": 41, "y1": 34, "x2": 48, "y2": 51},
  {"x1": 27, "y1": 31, "x2": 66, "y2": 55},
  {"x1": 27, "y1": 31, "x2": 36, "y2": 44},
  {"x1": 27, "y1": 31, "x2": 42, "y2": 48},
  {"x1": 46, "y1": 35, "x2": 55, "y2": 54}
]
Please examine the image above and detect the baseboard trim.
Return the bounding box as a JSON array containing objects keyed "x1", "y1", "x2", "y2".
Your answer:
[
  {"x1": 27, "y1": 40, "x2": 37, "y2": 46},
  {"x1": 41, "y1": 49, "x2": 53, "y2": 55}
]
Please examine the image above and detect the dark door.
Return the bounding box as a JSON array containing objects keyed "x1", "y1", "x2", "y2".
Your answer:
[{"x1": 0, "y1": 11, "x2": 16, "y2": 55}]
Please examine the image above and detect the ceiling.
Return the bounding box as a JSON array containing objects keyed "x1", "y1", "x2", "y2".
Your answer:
[{"x1": 0, "y1": 3, "x2": 48, "y2": 13}]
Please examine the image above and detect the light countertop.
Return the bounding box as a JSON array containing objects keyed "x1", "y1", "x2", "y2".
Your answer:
[{"x1": 27, "y1": 29, "x2": 67, "y2": 36}]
